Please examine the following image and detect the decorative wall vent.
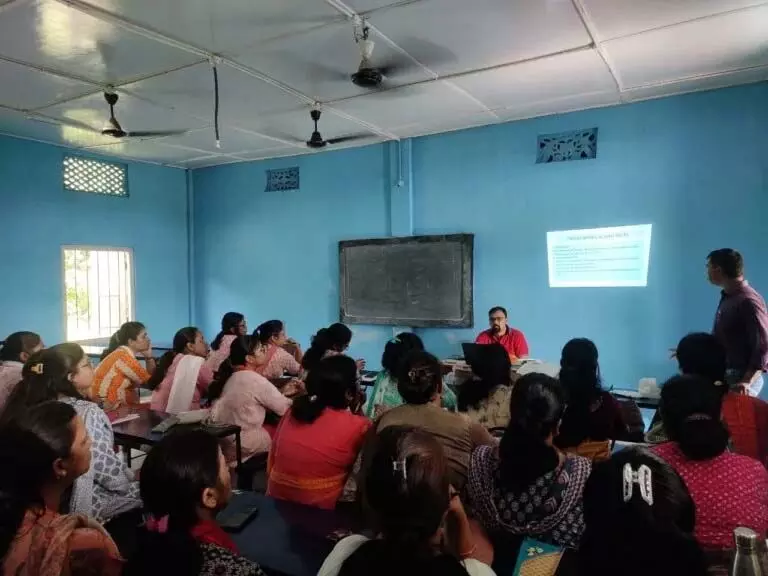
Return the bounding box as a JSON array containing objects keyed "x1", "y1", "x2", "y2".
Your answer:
[
  {"x1": 265, "y1": 167, "x2": 300, "y2": 192},
  {"x1": 536, "y1": 128, "x2": 598, "y2": 164},
  {"x1": 63, "y1": 156, "x2": 127, "y2": 196}
]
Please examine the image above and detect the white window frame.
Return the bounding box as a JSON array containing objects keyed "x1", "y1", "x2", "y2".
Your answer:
[{"x1": 61, "y1": 245, "x2": 136, "y2": 343}]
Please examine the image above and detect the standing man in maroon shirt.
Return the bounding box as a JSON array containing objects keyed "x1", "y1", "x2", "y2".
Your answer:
[
  {"x1": 708, "y1": 248, "x2": 768, "y2": 397},
  {"x1": 475, "y1": 306, "x2": 529, "y2": 361}
]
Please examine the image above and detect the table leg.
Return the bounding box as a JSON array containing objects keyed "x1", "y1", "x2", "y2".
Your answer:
[{"x1": 235, "y1": 431, "x2": 243, "y2": 474}]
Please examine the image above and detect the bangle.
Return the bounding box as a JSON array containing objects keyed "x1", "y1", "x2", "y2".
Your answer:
[{"x1": 459, "y1": 544, "x2": 477, "y2": 559}]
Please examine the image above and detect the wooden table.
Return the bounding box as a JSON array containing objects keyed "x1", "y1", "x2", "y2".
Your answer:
[
  {"x1": 111, "y1": 409, "x2": 243, "y2": 471},
  {"x1": 227, "y1": 493, "x2": 361, "y2": 576}
]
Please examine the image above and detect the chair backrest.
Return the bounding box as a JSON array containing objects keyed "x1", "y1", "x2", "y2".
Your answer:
[
  {"x1": 567, "y1": 439, "x2": 611, "y2": 462},
  {"x1": 614, "y1": 397, "x2": 646, "y2": 442}
]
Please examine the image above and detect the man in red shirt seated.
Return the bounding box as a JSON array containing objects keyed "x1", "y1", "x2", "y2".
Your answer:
[{"x1": 475, "y1": 306, "x2": 529, "y2": 361}]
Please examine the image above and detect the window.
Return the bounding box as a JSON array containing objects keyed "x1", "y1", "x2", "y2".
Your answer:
[
  {"x1": 63, "y1": 247, "x2": 134, "y2": 341},
  {"x1": 63, "y1": 156, "x2": 127, "y2": 197}
]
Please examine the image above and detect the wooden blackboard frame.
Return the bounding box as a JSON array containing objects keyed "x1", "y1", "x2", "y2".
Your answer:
[{"x1": 339, "y1": 234, "x2": 474, "y2": 328}]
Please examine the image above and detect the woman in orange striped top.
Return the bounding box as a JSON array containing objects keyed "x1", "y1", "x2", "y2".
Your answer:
[{"x1": 92, "y1": 322, "x2": 156, "y2": 411}]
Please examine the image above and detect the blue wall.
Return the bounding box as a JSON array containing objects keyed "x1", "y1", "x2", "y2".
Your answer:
[
  {"x1": 193, "y1": 82, "x2": 768, "y2": 388},
  {"x1": 0, "y1": 135, "x2": 190, "y2": 345},
  {"x1": 193, "y1": 145, "x2": 395, "y2": 365}
]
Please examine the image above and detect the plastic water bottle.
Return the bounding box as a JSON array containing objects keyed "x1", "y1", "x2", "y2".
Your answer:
[{"x1": 732, "y1": 527, "x2": 763, "y2": 576}]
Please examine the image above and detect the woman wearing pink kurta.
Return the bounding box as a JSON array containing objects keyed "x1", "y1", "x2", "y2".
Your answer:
[
  {"x1": 149, "y1": 327, "x2": 214, "y2": 413},
  {"x1": 205, "y1": 312, "x2": 247, "y2": 374},
  {"x1": 0, "y1": 331, "x2": 43, "y2": 413},
  {"x1": 209, "y1": 336, "x2": 293, "y2": 464},
  {"x1": 252, "y1": 320, "x2": 303, "y2": 380}
]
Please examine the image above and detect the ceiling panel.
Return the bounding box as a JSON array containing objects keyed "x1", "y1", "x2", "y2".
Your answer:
[
  {"x1": 391, "y1": 109, "x2": 498, "y2": 138},
  {"x1": 369, "y1": 0, "x2": 591, "y2": 78},
  {"x1": 581, "y1": 0, "x2": 768, "y2": 42},
  {"x1": 494, "y1": 90, "x2": 621, "y2": 122},
  {"x1": 122, "y1": 62, "x2": 304, "y2": 126},
  {"x1": 233, "y1": 147, "x2": 303, "y2": 162},
  {"x1": 0, "y1": 107, "x2": 121, "y2": 148},
  {"x1": 82, "y1": 0, "x2": 344, "y2": 55},
  {"x1": 0, "y1": 0, "x2": 199, "y2": 86},
  {"x1": 346, "y1": 0, "x2": 412, "y2": 12},
  {"x1": 235, "y1": 19, "x2": 432, "y2": 102},
  {"x1": 156, "y1": 126, "x2": 300, "y2": 155},
  {"x1": 603, "y1": 5, "x2": 768, "y2": 89},
  {"x1": 331, "y1": 81, "x2": 488, "y2": 130},
  {"x1": 452, "y1": 49, "x2": 617, "y2": 111},
  {"x1": 0, "y1": 58, "x2": 95, "y2": 109},
  {"x1": 622, "y1": 65, "x2": 768, "y2": 102},
  {"x1": 40, "y1": 89, "x2": 207, "y2": 135},
  {"x1": 84, "y1": 139, "x2": 205, "y2": 165},
  {"x1": 175, "y1": 154, "x2": 243, "y2": 169}
]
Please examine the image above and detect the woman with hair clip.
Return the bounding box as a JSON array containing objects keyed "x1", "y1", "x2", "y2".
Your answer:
[
  {"x1": 375, "y1": 351, "x2": 494, "y2": 491},
  {"x1": 0, "y1": 401, "x2": 122, "y2": 575},
  {"x1": 209, "y1": 336, "x2": 295, "y2": 465},
  {"x1": 554, "y1": 338, "x2": 627, "y2": 450},
  {"x1": 149, "y1": 327, "x2": 214, "y2": 413},
  {"x1": 365, "y1": 333, "x2": 457, "y2": 419},
  {"x1": 0, "y1": 330, "x2": 43, "y2": 411},
  {"x1": 569, "y1": 448, "x2": 708, "y2": 576},
  {"x1": 1, "y1": 345, "x2": 141, "y2": 554},
  {"x1": 302, "y1": 323, "x2": 365, "y2": 376},
  {"x1": 93, "y1": 321, "x2": 156, "y2": 410},
  {"x1": 251, "y1": 320, "x2": 303, "y2": 380},
  {"x1": 206, "y1": 312, "x2": 248, "y2": 373},
  {"x1": 467, "y1": 373, "x2": 590, "y2": 552},
  {"x1": 319, "y1": 426, "x2": 495, "y2": 576},
  {"x1": 458, "y1": 344, "x2": 513, "y2": 429},
  {"x1": 125, "y1": 428, "x2": 264, "y2": 576},
  {"x1": 267, "y1": 355, "x2": 371, "y2": 509},
  {"x1": 652, "y1": 374, "x2": 768, "y2": 550}
]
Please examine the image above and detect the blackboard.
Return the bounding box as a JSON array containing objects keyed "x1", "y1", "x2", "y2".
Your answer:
[{"x1": 339, "y1": 234, "x2": 474, "y2": 327}]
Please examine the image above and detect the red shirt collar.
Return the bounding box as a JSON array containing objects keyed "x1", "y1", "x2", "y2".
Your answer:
[{"x1": 190, "y1": 519, "x2": 238, "y2": 553}]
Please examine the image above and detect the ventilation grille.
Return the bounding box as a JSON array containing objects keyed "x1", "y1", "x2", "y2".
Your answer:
[
  {"x1": 265, "y1": 167, "x2": 300, "y2": 192},
  {"x1": 537, "y1": 128, "x2": 598, "y2": 164},
  {"x1": 63, "y1": 156, "x2": 127, "y2": 196}
]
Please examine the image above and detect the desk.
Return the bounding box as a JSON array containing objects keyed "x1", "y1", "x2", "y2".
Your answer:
[
  {"x1": 228, "y1": 493, "x2": 359, "y2": 576},
  {"x1": 611, "y1": 389, "x2": 660, "y2": 410},
  {"x1": 112, "y1": 409, "x2": 243, "y2": 471}
]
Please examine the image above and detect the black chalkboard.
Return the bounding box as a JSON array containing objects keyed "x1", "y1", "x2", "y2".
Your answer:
[{"x1": 339, "y1": 234, "x2": 474, "y2": 327}]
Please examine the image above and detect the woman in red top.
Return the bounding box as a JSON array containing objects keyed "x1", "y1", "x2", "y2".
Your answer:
[
  {"x1": 268, "y1": 355, "x2": 371, "y2": 509},
  {"x1": 652, "y1": 375, "x2": 768, "y2": 550},
  {"x1": 125, "y1": 428, "x2": 264, "y2": 576}
]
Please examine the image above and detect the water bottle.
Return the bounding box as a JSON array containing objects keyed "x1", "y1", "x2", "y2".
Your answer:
[{"x1": 732, "y1": 527, "x2": 763, "y2": 576}]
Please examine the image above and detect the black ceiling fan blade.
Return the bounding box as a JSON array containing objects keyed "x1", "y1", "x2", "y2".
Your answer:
[
  {"x1": 30, "y1": 115, "x2": 103, "y2": 134},
  {"x1": 126, "y1": 129, "x2": 191, "y2": 138},
  {"x1": 326, "y1": 134, "x2": 371, "y2": 145}
]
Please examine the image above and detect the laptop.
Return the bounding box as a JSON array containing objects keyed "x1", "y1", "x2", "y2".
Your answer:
[{"x1": 461, "y1": 342, "x2": 484, "y2": 368}]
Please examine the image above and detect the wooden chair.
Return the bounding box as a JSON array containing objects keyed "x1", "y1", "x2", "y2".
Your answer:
[{"x1": 566, "y1": 439, "x2": 611, "y2": 462}]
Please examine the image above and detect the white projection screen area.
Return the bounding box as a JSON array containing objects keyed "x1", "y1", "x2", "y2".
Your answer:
[{"x1": 547, "y1": 224, "x2": 653, "y2": 288}]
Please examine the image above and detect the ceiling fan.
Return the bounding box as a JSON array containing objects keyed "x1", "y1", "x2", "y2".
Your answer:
[
  {"x1": 29, "y1": 87, "x2": 190, "y2": 140},
  {"x1": 306, "y1": 108, "x2": 368, "y2": 149},
  {"x1": 98, "y1": 87, "x2": 189, "y2": 139}
]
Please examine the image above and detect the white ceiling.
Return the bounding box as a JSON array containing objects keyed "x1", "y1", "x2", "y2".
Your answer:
[{"x1": 0, "y1": 0, "x2": 766, "y2": 168}]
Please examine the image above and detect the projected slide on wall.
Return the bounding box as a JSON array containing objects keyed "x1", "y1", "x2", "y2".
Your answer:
[{"x1": 547, "y1": 224, "x2": 653, "y2": 288}]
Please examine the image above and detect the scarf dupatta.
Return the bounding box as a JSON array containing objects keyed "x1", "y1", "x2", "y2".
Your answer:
[
  {"x1": 166, "y1": 355, "x2": 205, "y2": 414},
  {"x1": 8, "y1": 510, "x2": 119, "y2": 576}
]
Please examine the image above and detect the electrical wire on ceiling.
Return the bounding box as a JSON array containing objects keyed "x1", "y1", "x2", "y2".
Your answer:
[{"x1": 210, "y1": 56, "x2": 221, "y2": 148}]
